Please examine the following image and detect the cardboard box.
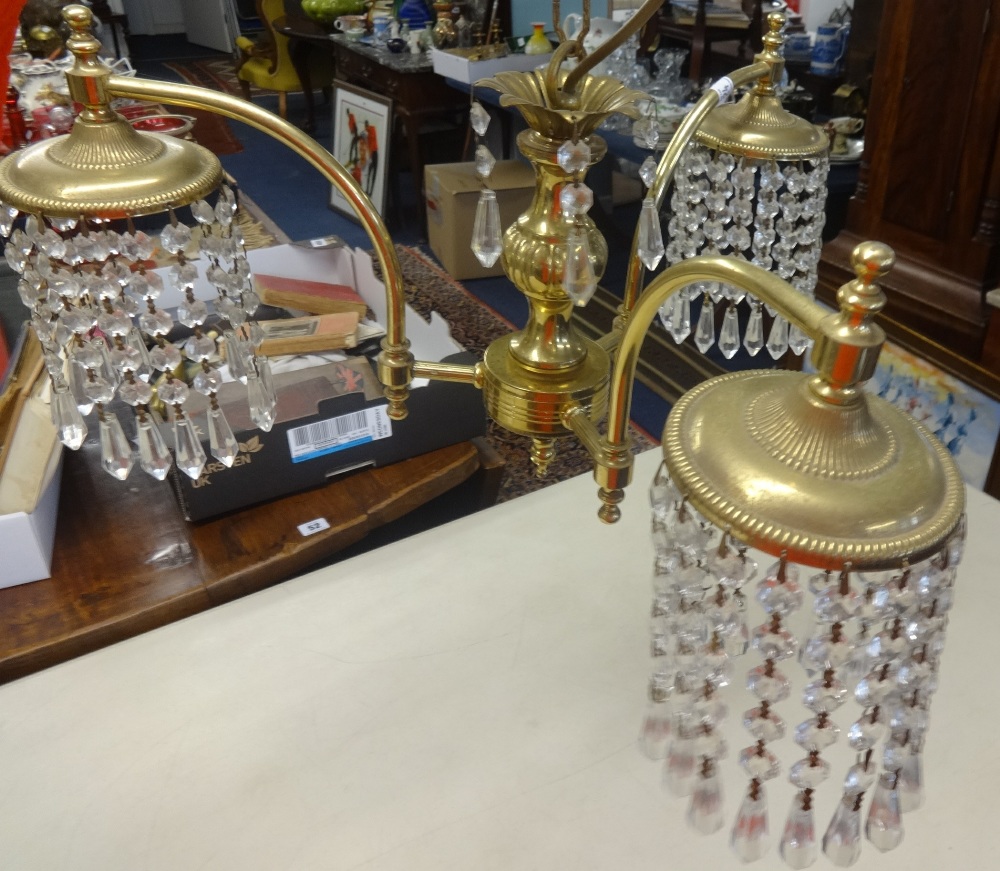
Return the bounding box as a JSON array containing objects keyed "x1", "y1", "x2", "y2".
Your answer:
[
  {"x1": 0, "y1": 388, "x2": 62, "y2": 588},
  {"x1": 431, "y1": 47, "x2": 553, "y2": 84},
  {"x1": 425, "y1": 160, "x2": 536, "y2": 280},
  {"x1": 168, "y1": 244, "x2": 488, "y2": 522}
]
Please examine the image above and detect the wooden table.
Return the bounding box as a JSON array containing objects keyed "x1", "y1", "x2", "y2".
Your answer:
[{"x1": 0, "y1": 437, "x2": 503, "y2": 684}]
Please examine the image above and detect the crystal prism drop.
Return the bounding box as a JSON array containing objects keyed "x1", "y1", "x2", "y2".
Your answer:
[
  {"x1": 694, "y1": 296, "x2": 716, "y2": 353},
  {"x1": 767, "y1": 316, "x2": 790, "y2": 360},
  {"x1": 471, "y1": 189, "x2": 503, "y2": 267},
  {"x1": 865, "y1": 774, "x2": 903, "y2": 852},
  {"x1": 247, "y1": 373, "x2": 276, "y2": 432},
  {"x1": 563, "y1": 229, "x2": 598, "y2": 305},
  {"x1": 719, "y1": 305, "x2": 741, "y2": 359},
  {"x1": 822, "y1": 797, "x2": 862, "y2": 867},
  {"x1": 173, "y1": 414, "x2": 207, "y2": 480},
  {"x1": 469, "y1": 100, "x2": 490, "y2": 136},
  {"x1": 224, "y1": 329, "x2": 250, "y2": 383},
  {"x1": 637, "y1": 198, "x2": 665, "y2": 270},
  {"x1": 788, "y1": 322, "x2": 810, "y2": 355},
  {"x1": 207, "y1": 406, "x2": 239, "y2": 467},
  {"x1": 663, "y1": 293, "x2": 691, "y2": 344},
  {"x1": 688, "y1": 765, "x2": 725, "y2": 834},
  {"x1": 731, "y1": 788, "x2": 769, "y2": 862},
  {"x1": 639, "y1": 703, "x2": 672, "y2": 760},
  {"x1": 98, "y1": 412, "x2": 134, "y2": 480},
  {"x1": 780, "y1": 792, "x2": 818, "y2": 869},
  {"x1": 896, "y1": 750, "x2": 923, "y2": 812},
  {"x1": 744, "y1": 303, "x2": 764, "y2": 356},
  {"x1": 52, "y1": 386, "x2": 88, "y2": 449},
  {"x1": 664, "y1": 735, "x2": 697, "y2": 796},
  {"x1": 136, "y1": 415, "x2": 173, "y2": 480},
  {"x1": 69, "y1": 360, "x2": 95, "y2": 415}
]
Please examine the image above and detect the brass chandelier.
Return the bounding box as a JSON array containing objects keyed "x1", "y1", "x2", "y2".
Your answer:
[{"x1": 0, "y1": 1, "x2": 966, "y2": 866}]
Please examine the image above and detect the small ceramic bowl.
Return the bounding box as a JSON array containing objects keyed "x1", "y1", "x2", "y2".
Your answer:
[
  {"x1": 130, "y1": 114, "x2": 195, "y2": 137},
  {"x1": 386, "y1": 37, "x2": 406, "y2": 53}
]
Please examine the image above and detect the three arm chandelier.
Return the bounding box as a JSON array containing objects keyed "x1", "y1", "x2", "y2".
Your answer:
[{"x1": 0, "y1": 1, "x2": 966, "y2": 866}]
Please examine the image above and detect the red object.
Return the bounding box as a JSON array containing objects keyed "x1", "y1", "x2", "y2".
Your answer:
[
  {"x1": 253, "y1": 273, "x2": 369, "y2": 316},
  {"x1": 132, "y1": 116, "x2": 189, "y2": 133},
  {"x1": 4, "y1": 86, "x2": 27, "y2": 149}
]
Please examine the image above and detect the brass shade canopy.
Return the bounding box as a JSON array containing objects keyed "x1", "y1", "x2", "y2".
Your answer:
[{"x1": 0, "y1": 4, "x2": 223, "y2": 218}]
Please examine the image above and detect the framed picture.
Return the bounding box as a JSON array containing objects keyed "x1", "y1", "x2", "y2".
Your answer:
[{"x1": 329, "y1": 80, "x2": 393, "y2": 221}]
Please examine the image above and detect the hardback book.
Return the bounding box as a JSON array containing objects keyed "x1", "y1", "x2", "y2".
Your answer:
[
  {"x1": 253, "y1": 273, "x2": 369, "y2": 317},
  {"x1": 249, "y1": 312, "x2": 361, "y2": 357}
]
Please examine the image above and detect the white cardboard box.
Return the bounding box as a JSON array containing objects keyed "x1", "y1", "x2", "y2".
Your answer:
[
  {"x1": 431, "y1": 47, "x2": 552, "y2": 84},
  {"x1": 0, "y1": 389, "x2": 63, "y2": 589}
]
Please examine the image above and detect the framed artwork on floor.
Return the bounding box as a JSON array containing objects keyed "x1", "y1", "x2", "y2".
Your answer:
[{"x1": 329, "y1": 80, "x2": 393, "y2": 222}]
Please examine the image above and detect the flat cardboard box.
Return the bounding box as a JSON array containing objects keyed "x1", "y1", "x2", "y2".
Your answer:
[
  {"x1": 425, "y1": 160, "x2": 536, "y2": 280},
  {"x1": 0, "y1": 387, "x2": 62, "y2": 588},
  {"x1": 430, "y1": 47, "x2": 553, "y2": 84},
  {"x1": 168, "y1": 244, "x2": 488, "y2": 521}
]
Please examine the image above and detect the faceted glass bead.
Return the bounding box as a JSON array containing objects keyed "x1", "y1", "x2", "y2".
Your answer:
[
  {"x1": 136, "y1": 415, "x2": 172, "y2": 480},
  {"x1": 208, "y1": 406, "x2": 239, "y2": 467},
  {"x1": 799, "y1": 634, "x2": 852, "y2": 673},
  {"x1": 847, "y1": 714, "x2": 885, "y2": 751},
  {"x1": 633, "y1": 116, "x2": 660, "y2": 150},
  {"x1": 637, "y1": 198, "x2": 665, "y2": 270},
  {"x1": 843, "y1": 759, "x2": 877, "y2": 796},
  {"x1": 193, "y1": 368, "x2": 224, "y2": 396},
  {"x1": 802, "y1": 676, "x2": 848, "y2": 713},
  {"x1": 99, "y1": 412, "x2": 134, "y2": 481},
  {"x1": 474, "y1": 143, "x2": 496, "y2": 179},
  {"x1": 178, "y1": 299, "x2": 209, "y2": 328},
  {"x1": 743, "y1": 706, "x2": 786, "y2": 742},
  {"x1": 822, "y1": 796, "x2": 862, "y2": 867},
  {"x1": 794, "y1": 717, "x2": 840, "y2": 752},
  {"x1": 97, "y1": 309, "x2": 131, "y2": 337},
  {"x1": 854, "y1": 671, "x2": 896, "y2": 706},
  {"x1": 780, "y1": 792, "x2": 817, "y2": 869},
  {"x1": 139, "y1": 309, "x2": 174, "y2": 337},
  {"x1": 694, "y1": 296, "x2": 715, "y2": 353},
  {"x1": 169, "y1": 261, "x2": 199, "y2": 289},
  {"x1": 814, "y1": 585, "x2": 860, "y2": 623},
  {"x1": 191, "y1": 199, "x2": 216, "y2": 225},
  {"x1": 110, "y1": 345, "x2": 143, "y2": 375},
  {"x1": 865, "y1": 773, "x2": 903, "y2": 852},
  {"x1": 718, "y1": 305, "x2": 741, "y2": 360},
  {"x1": 556, "y1": 139, "x2": 592, "y2": 174},
  {"x1": 752, "y1": 624, "x2": 799, "y2": 661},
  {"x1": 747, "y1": 666, "x2": 791, "y2": 703},
  {"x1": 731, "y1": 789, "x2": 769, "y2": 862},
  {"x1": 471, "y1": 189, "x2": 502, "y2": 268},
  {"x1": 756, "y1": 577, "x2": 803, "y2": 615},
  {"x1": 639, "y1": 155, "x2": 658, "y2": 188},
  {"x1": 242, "y1": 289, "x2": 261, "y2": 317},
  {"x1": 688, "y1": 766, "x2": 725, "y2": 834},
  {"x1": 119, "y1": 377, "x2": 154, "y2": 406},
  {"x1": 83, "y1": 376, "x2": 115, "y2": 404},
  {"x1": 866, "y1": 630, "x2": 907, "y2": 663},
  {"x1": 693, "y1": 729, "x2": 727, "y2": 761},
  {"x1": 51, "y1": 387, "x2": 88, "y2": 450},
  {"x1": 469, "y1": 100, "x2": 490, "y2": 136},
  {"x1": 184, "y1": 334, "x2": 217, "y2": 362},
  {"x1": 160, "y1": 222, "x2": 192, "y2": 254},
  {"x1": 149, "y1": 343, "x2": 182, "y2": 372},
  {"x1": 559, "y1": 183, "x2": 593, "y2": 217},
  {"x1": 173, "y1": 414, "x2": 207, "y2": 479},
  {"x1": 739, "y1": 745, "x2": 780, "y2": 781},
  {"x1": 790, "y1": 756, "x2": 831, "y2": 789},
  {"x1": 563, "y1": 229, "x2": 598, "y2": 305},
  {"x1": 159, "y1": 378, "x2": 190, "y2": 406}
]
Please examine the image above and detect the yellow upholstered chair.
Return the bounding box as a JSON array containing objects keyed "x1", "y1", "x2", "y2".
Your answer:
[{"x1": 235, "y1": 0, "x2": 302, "y2": 120}]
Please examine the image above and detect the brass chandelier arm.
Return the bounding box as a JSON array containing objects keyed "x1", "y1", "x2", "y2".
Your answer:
[
  {"x1": 412, "y1": 360, "x2": 484, "y2": 386},
  {"x1": 104, "y1": 74, "x2": 418, "y2": 418}
]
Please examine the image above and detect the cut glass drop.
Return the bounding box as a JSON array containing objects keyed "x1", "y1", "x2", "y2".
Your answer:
[
  {"x1": 52, "y1": 387, "x2": 88, "y2": 449},
  {"x1": 744, "y1": 304, "x2": 765, "y2": 356},
  {"x1": 694, "y1": 296, "x2": 715, "y2": 353},
  {"x1": 865, "y1": 774, "x2": 903, "y2": 852},
  {"x1": 688, "y1": 766, "x2": 725, "y2": 834},
  {"x1": 99, "y1": 412, "x2": 134, "y2": 481},
  {"x1": 471, "y1": 189, "x2": 503, "y2": 267},
  {"x1": 639, "y1": 155, "x2": 658, "y2": 189},
  {"x1": 173, "y1": 414, "x2": 207, "y2": 480},
  {"x1": 474, "y1": 144, "x2": 496, "y2": 179},
  {"x1": 208, "y1": 406, "x2": 239, "y2": 467},
  {"x1": 137, "y1": 415, "x2": 172, "y2": 480},
  {"x1": 469, "y1": 101, "x2": 490, "y2": 136},
  {"x1": 563, "y1": 229, "x2": 598, "y2": 305},
  {"x1": 822, "y1": 797, "x2": 862, "y2": 867},
  {"x1": 731, "y1": 789, "x2": 769, "y2": 862},
  {"x1": 636, "y1": 198, "x2": 665, "y2": 270},
  {"x1": 767, "y1": 316, "x2": 790, "y2": 359},
  {"x1": 779, "y1": 792, "x2": 818, "y2": 869}
]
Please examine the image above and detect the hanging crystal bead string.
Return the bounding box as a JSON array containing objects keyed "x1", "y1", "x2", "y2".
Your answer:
[
  {"x1": 643, "y1": 464, "x2": 966, "y2": 863},
  {"x1": 0, "y1": 182, "x2": 269, "y2": 481},
  {"x1": 556, "y1": 122, "x2": 598, "y2": 305},
  {"x1": 469, "y1": 95, "x2": 502, "y2": 268},
  {"x1": 659, "y1": 143, "x2": 829, "y2": 359}
]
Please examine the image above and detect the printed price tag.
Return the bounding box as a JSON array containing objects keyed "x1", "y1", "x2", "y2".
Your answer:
[
  {"x1": 287, "y1": 406, "x2": 393, "y2": 463},
  {"x1": 298, "y1": 517, "x2": 331, "y2": 537},
  {"x1": 710, "y1": 76, "x2": 735, "y2": 103}
]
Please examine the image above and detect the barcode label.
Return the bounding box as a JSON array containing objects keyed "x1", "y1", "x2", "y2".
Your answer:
[{"x1": 287, "y1": 406, "x2": 392, "y2": 463}]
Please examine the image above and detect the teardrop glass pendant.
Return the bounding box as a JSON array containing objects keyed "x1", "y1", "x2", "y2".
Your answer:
[
  {"x1": 744, "y1": 302, "x2": 765, "y2": 356},
  {"x1": 637, "y1": 197, "x2": 665, "y2": 270},
  {"x1": 563, "y1": 228, "x2": 598, "y2": 305},
  {"x1": 224, "y1": 329, "x2": 249, "y2": 384},
  {"x1": 98, "y1": 410, "x2": 134, "y2": 480},
  {"x1": 731, "y1": 786, "x2": 769, "y2": 862},
  {"x1": 766, "y1": 315, "x2": 790, "y2": 360},
  {"x1": 51, "y1": 384, "x2": 88, "y2": 450},
  {"x1": 664, "y1": 733, "x2": 697, "y2": 796},
  {"x1": 247, "y1": 371, "x2": 276, "y2": 433},
  {"x1": 663, "y1": 293, "x2": 691, "y2": 344},
  {"x1": 136, "y1": 413, "x2": 173, "y2": 480},
  {"x1": 896, "y1": 750, "x2": 923, "y2": 812},
  {"x1": 718, "y1": 304, "x2": 741, "y2": 359},
  {"x1": 69, "y1": 359, "x2": 95, "y2": 415},
  {"x1": 822, "y1": 796, "x2": 863, "y2": 867},
  {"x1": 207, "y1": 405, "x2": 239, "y2": 467},
  {"x1": 688, "y1": 761, "x2": 725, "y2": 834},
  {"x1": 173, "y1": 412, "x2": 207, "y2": 480},
  {"x1": 779, "y1": 791, "x2": 817, "y2": 869},
  {"x1": 471, "y1": 188, "x2": 503, "y2": 267},
  {"x1": 639, "y1": 702, "x2": 672, "y2": 760},
  {"x1": 694, "y1": 294, "x2": 716, "y2": 353},
  {"x1": 865, "y1": 773, "x2": 903, "y2": 852}
]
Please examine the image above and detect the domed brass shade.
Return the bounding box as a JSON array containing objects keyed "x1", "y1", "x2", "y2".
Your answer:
[{"x1": 0, "y1": 116, "x2": 223, "y2": 218}]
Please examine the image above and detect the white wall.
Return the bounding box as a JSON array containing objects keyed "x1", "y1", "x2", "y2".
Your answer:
[{"x1": 799, "y1": 0, "x2": 844, "y2": 32}]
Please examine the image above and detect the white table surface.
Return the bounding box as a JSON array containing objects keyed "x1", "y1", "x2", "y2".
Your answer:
[{"x1": 0, "y1": 449, "x2": 997, "y2": 870}]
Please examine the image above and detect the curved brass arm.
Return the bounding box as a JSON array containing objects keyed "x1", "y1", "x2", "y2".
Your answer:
[{"x1": 105, "y1": 74, "x2": 417, "y2": 417}]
